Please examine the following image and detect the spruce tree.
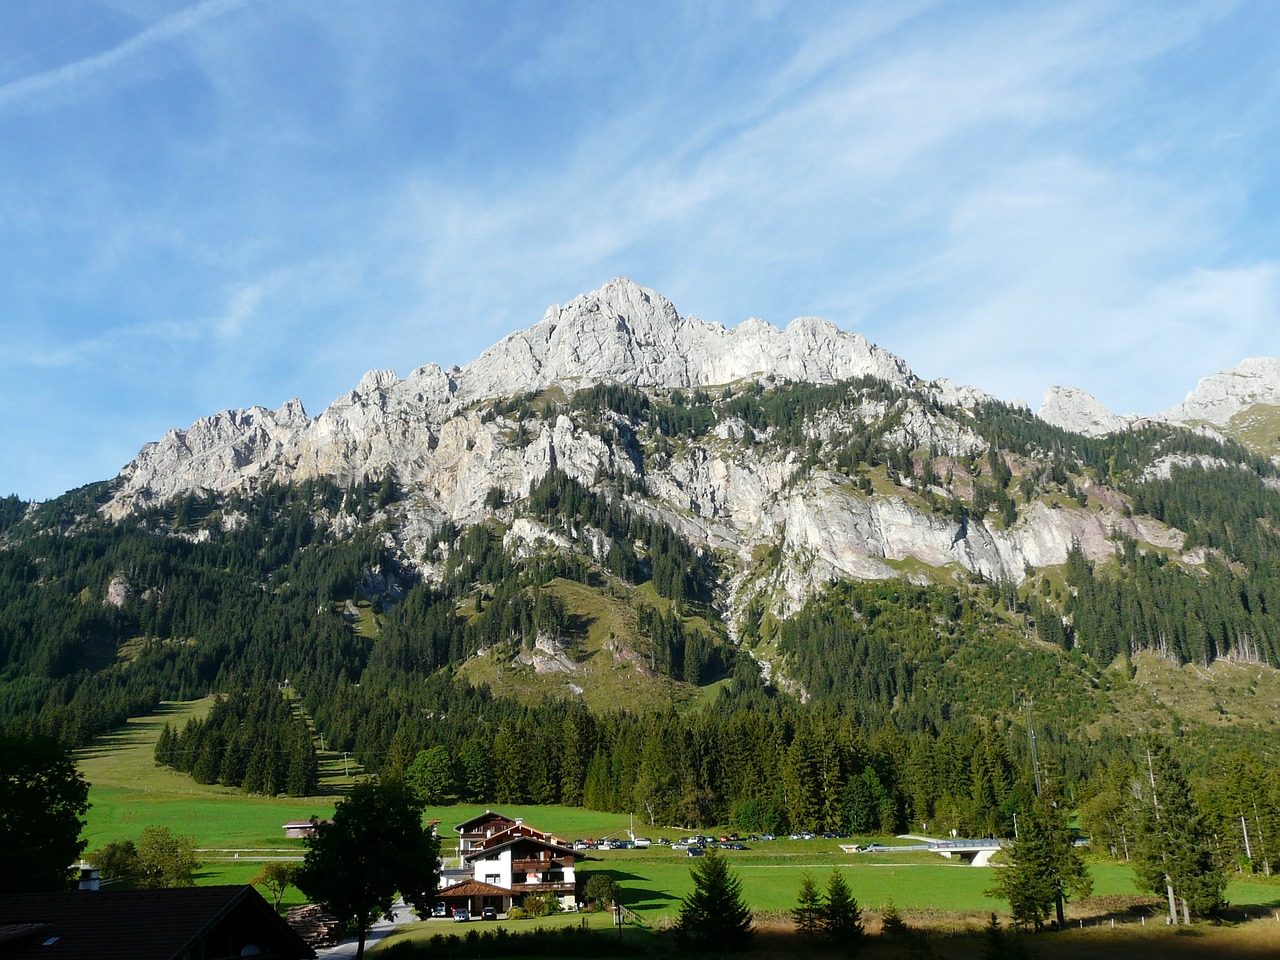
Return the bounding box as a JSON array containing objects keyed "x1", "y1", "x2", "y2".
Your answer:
[
  {"x1": 676, "y1": 850, "x2": 754, "y2": 952},
  {"x1": 1132, "y1": 743, "x2": 1226, "y2": 921},
  {"x1": 990, "y1": 790, "x2": 1091, "y2": 930},
  {"x1": 821, "y1": 868, "x2": 864, "y2": 951},
  {"x1": 791, "y1": 871, "x2": 822, "y2": 940}
]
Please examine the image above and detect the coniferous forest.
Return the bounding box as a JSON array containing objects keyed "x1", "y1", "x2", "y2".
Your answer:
[{"x1": 1, "y1": 378, "x2": 1279, "y2": 885}]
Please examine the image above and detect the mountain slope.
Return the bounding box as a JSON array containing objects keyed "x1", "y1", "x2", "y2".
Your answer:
[{"x1": 4, "y1": 280, "x2": 1280, "y2": 788}]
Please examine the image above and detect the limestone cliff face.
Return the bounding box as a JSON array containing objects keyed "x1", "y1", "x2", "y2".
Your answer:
[
  {"x1": 103, "y1": 277, "x2": 1273, "y2": 622},
  {"x1": 1160, "y1": 357, "x2": 1280, "y2": 428},
  {"x1": 1037, "y1": 359, "x2": 1280, "y2": 442},
  {"x1": 110, "y1": 279, "x2": 922, "y2": 513},
  {"x1": 461, "y1": 278, "x2": 916, "y2": 397},
  {"x1": 1038, "y1": 386, "x2": 1131, "y2": 437}
]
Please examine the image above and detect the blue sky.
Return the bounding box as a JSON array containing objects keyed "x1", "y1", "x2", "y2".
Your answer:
[{"x1": 2, "y1": 1, "x2": 1277, "y2": 501}]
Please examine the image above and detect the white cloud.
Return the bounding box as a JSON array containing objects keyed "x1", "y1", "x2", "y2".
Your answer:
[
  {"x1": 213, "y1": 273, "x2": 284, "y2": 339},
  {"x1": 0, "y1": 0, "x2": 255, "y2": 115},
  {"x1": 2, "y1": 0, "x2": 1277, "y2": 500}
]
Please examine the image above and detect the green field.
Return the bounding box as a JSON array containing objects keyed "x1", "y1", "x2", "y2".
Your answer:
[{"x1": 75, "y1": 699, "x2": 1280, "y2": 931}]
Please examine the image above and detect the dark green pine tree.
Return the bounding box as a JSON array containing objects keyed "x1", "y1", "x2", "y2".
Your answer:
[
  {"x1": 1132, "y1": 743, "x2": 1226, "y2": 922},
  {"x1": 820, "y1": 868, "x2": 864, "y2": 952},
  {"x1": 676, "y1": 850, "x2": 754, "y2": 952},
  {"x1": 286, "y1": 730, "x2": 319, "y2": 796},
  {"x1": 154, "y1": 723, "x2": 177, "y2": 767},
  {"x1": 981, "y1": 913, "x2": 1034, "y2": 960},
  {"x1": 791, "y1": 871, "x2": 822, "y2": 941},
  {"x1": 990, "y1": 790, "x2": 1091, "y2": 930}
]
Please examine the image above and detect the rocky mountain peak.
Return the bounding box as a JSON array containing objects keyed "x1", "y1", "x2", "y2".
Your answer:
[
  {"x1": 1038, "y1": 386, "x2": 1130, "y2": 437},
  {"x1": 1160, "y1": 357, "x2": 1280, "y2": 428},
  {"x1": 461, "y1": 277, "x2": 917, "y2": 397},
  {"x1": 105, "y1": 277, "x2": 1279, "y2": 525}
]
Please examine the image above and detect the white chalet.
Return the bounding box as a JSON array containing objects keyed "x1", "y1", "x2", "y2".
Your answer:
[{"x1": 436, "y1": 811, "x2": 578, "y2": 916}]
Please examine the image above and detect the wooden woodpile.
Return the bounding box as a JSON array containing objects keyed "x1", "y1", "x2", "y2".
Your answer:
[{"x1": 285, "y1": 903, "x2": 343, "y2": 948}]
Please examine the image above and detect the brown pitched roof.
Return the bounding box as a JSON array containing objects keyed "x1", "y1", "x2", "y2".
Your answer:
[
  {"x1": 437, "y1": 878, "x2": 513, "y2": 898},
  {"x1": 0, "y1": 885, "x2": 315, "y2": 960},
  {"x1": 474, "y1": 822, "x2": 560, "y2": 849},
  {"x1": 453, "y1": 810, "x2": 517, "y2": 833},
  {"x1": 463, "y1": 831, "x2": 576, "y2": 862}
]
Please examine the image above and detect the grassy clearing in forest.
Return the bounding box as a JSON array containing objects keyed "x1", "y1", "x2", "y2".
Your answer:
[{"x1": 75, "y1": 699, "x2": 1280, "y2": 936}]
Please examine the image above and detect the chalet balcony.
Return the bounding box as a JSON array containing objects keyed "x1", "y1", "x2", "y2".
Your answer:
[
  {"x1": 512, "y1": 856, "x2": 574, "y2": 871},
  {"x1": 510, "y1": 879, "x2": 574, "y2": 893}
]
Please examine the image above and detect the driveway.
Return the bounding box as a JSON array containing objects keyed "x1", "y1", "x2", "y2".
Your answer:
[{"x1": 315, "y1": 899, "x2": 418, "y2": 958}]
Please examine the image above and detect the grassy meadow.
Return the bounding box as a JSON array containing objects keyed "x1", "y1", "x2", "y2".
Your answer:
[{"x1": 73, "y1": 699, "x2": 1280, "y2": 954}]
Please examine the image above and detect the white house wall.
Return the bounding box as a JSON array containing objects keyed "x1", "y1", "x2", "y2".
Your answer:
[{"x1": 471, "y1": 855, "x2": 512, "y2": 888}]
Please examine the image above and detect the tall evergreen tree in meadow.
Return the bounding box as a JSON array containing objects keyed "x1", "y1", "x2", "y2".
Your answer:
[
  {"x1": 990, "y1": 790, "x2": 1091, "y2": 930},
  {"x1": 1132, "y1": 742, "x2": 1226, "y2": 922},
  {"x1": 791, "y1": 871, "x2": 822, "y2": 941},
  {"x1": 676, "y1": 850, "x2": 753, "y2": 952},
  {"x1": 820, "y1": 868, "x2": 864, "y2": 952}
]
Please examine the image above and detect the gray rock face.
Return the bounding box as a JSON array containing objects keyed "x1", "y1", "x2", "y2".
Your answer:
[
  {"x1": 1039, "y1": 386, "x2": 1131, "y2": 437},
  {"x1": 108, "y1": 278, "x2": 920, "y2": 513},
  {"x1": 100, "y1": 278, "x2": 1276, "y2": 624},
  {"x1": 1160, "y1": 357, "x2": 1280, "y2": 428},
  {"x1": 461, "y1": 278, "x2": 916, "y2": 396}
]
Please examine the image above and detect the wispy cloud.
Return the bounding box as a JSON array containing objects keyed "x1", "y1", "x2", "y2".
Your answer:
[
  {"x1": 1, "y1": 1, "x2": 1277, "y2": 500},
  {"x1": 0, "y1": 0, "x2": 255, "y2": 114},
  {"x1": 22, "y1": 269, "x2": 287, "y2": 369}
]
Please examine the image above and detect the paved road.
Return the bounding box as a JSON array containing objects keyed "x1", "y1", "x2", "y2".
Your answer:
[{"x1": 315, "y1": 900, "x2": 418, "y2": 958}]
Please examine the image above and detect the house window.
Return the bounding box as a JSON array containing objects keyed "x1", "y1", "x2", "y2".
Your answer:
[{"x1": 485, "y1": 874, "x2": 500, "y2": 885}]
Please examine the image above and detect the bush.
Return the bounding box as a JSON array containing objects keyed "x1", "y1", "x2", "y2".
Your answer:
[
  {"x1": 519, "y1": 892, "x2": 560, "y2": 918},
  {"x1": 90, "y1": 827, "x2": 200, "y2": 888},
  {"x1": 582, "y1": 873, "x2": 621, "y2": 911},
  {"x1": 88, "y1": 840, "x2": 139, "y2": 881}
]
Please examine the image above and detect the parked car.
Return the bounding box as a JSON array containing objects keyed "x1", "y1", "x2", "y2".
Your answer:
[
  {"x1": 686, "y1": 847, "x2": 706, "y2": 857},
  {"x1": 481, "y1": 906, "x2": 498, "y2": 921},
  {"x1": 452, "y1": 908, "x2": 470, "y2": 922},
  {"x1": 432, "y1": 903, "x2": 447, "y2": 917}
]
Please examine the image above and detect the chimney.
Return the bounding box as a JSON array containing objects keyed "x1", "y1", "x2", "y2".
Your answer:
[{"x1": 76, "y1": 862, "x2": 100, "y2": 892}]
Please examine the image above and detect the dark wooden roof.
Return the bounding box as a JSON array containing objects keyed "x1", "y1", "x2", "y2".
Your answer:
[
  {"x1": 477, "y1": 823, "x2": 558, "y2": 848},
  {"x1": 437, "y1": 878, "x2": 513, "y2": 898},
  {"x1": 0, "y1": 885, "x2": 315, "y2": 960},
  {"x1": 463, "y1": 831, "x2": 576, "y2": 862},
  {"x1": 453, "y1": 810, "x2": 517, "y2": 833}
]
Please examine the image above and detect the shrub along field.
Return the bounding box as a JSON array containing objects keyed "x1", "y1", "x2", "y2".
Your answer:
[{"x1": 75, "y1": 699, "x2": 1280, "y2": 939}]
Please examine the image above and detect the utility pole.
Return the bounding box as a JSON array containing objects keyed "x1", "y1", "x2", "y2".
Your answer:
[
  {"x1": 1024, "y1": 701, "x2": 1042, "y2": 796},
  {"x1": 1253, "y1": 801, "x2": 1272, "y2": 876}
]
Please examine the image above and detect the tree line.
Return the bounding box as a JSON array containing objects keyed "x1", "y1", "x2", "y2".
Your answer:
[{"x1": 154, "y1": 689, "x2": 319, "y2": 796}]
